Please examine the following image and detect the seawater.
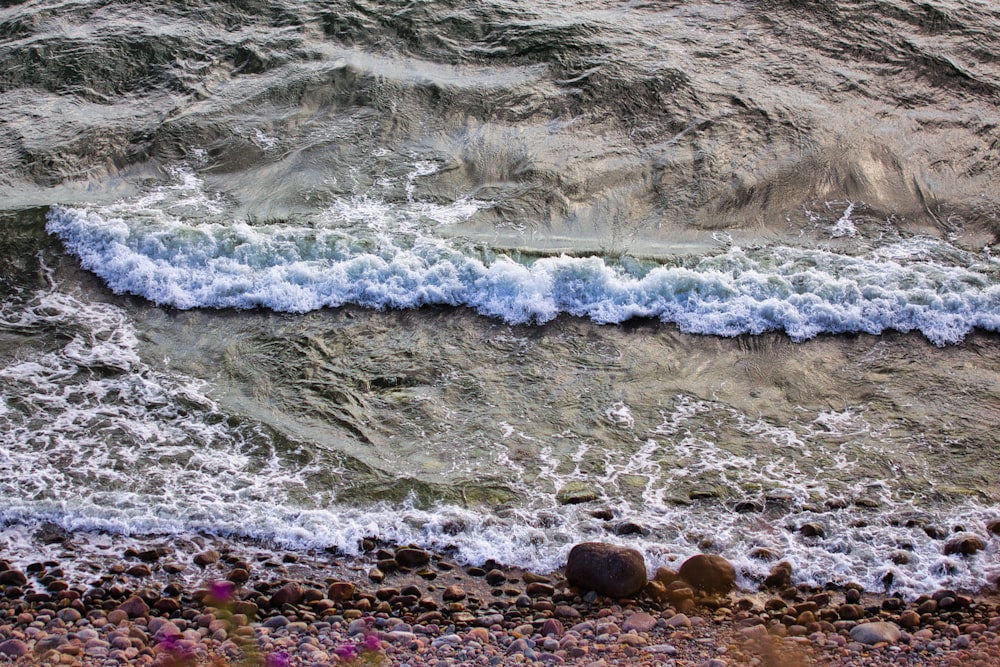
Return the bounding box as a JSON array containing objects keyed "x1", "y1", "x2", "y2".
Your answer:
[{"x1": 1, "y1": 0, "x2": 999, "y2": 598}]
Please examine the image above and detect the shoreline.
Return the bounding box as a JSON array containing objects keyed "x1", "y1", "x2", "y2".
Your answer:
[{"x1": 1, "y1": 527, "x2": 999, "y2": 665}]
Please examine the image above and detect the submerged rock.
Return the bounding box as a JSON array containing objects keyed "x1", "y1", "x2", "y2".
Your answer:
[
  {"x1": 944, "y1": 534, "x2": 986, "y2": 556},
  {"x1": 565, "y1": 542, "x2": 647, "y2": 598},
  {"x1": 678, "y1": 554, "x2": 736, "y2": 595}
]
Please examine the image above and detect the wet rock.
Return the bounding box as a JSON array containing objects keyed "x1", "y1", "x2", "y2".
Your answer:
[
  {"x1": 485, "y1": 569, "x2": 507, "y2": 586},
  {"x1": 227, "y1": 568, "x2": 250, "y2": 583},
  {"x1": 126, "y1": 564, "x2": 152, "y2": 577},
  {"x1": 34, "y1": 522, "x2": 71, "y2": 545},
  {"x1": 193, "y1": 550, "x2": 220, "y2": 566},
  {"x1": 944, "y1": 534, "x2": 986, "y2": 556},
  {"x1": 678, "y1": 554, "x2": 736, "y2": 595},
  {"x1": 442, "y1": 585, "x2": 466, "y2": 601},
  {"x1": 749, "y1": 547, "x2": 780, "y2": 561},
  {"x1": 923, "y1": 525, "x2": 948, "y2": 540},
  {"x1": 565, "y1": 542, "x2": 647, "y2": 599},
  {"x1": 799, "y1": 522, "x2": 825, "y2": 538},
  {"x1": 328, "y1": 581, "x2": 355, "y2": 602},
  {"x1": 368, "y1": 568, "x2": 385, "y2": 583},
  {"x1": 613, "y1": 520, "x2": 650, "y2": 536},
  {"x1": 849, "y1": 621, "x2": 901, "y2": 645},
  {"x1": 734, "y1": 500, "x2": 763, "y2": 513},
  {"x1": 526, "y1": 582, "x2": 555, "y2": 597},
  {"x1": 987, "y1": 519, "x2": 1000, "y2": 536},
  {"x1": 557, "y1": 482, "x2": 598, "y2": 505},
  {"x1": 763, "y1": 561, "x2": 792, "y2": 590},
  {"x1": 898, "y1": 610, "x2": 920, "y2": 628},
  {"x1": 396, "y1": 547, "x2": 431, "y2": 567},
  {"x1": 116, "y1": 595, "x2": 149, "y2": 619},
  {"x1": 269, "y1": 582, "x2": 303, "y2": 608},
  {"x1": 0, "y1": 570, "x2": 28, "y2": 586}
]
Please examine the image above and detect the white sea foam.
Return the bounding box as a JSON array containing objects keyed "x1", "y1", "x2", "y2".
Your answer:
[{"x1": 47, "y1": 201, "x2": 1000, "y2": 345}]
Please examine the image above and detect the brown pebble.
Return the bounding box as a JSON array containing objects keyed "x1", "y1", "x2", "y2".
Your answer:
[
  {"x1": 443, "y1": 585, "x2": 466, "y2": 601},
  {"x1": 227, "y1": 568, "x2": 250, "y2": 583},
  {"x1": 193, "y1": 550, "x2": 220, "y2": 567},
  {"x1": 899, "y1": 610, "x2": 921, "y2": 628},
  {"x1": 328, "y1": 581, "x2": 355, "y2": 602},
  {"x1": 125, "y1": 564, "x2": 151, "y2": 577}
]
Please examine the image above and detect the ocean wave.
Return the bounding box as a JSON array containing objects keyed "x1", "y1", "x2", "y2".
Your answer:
[{"x1": 47, "y1": 204, "x2": 1000, "y2": 345}]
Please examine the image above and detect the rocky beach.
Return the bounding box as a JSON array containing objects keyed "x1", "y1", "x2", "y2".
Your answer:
[{"x1": 0, "y1": 527, "x2": 998, "y2": 666}]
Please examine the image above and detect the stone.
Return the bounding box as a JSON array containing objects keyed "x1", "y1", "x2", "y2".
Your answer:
[
  {"x1": 526, "y1": 582, "x2": 555, "y2": 597},
  {"x1": 0, "y1": 570, "x2": 28, "y2": 586},
  {"x1": 540, "y1": 619, "x2": 564, "y2": 637},
  {"x1": 116, "y1": 595, "x2": 150, "y2": 619},
  {"x1": 623, "y1": 612, "x2": 657, "y2": 633},
  {"x1": 763, "y1": 561, "x2": 792, "y2": 590},
  {"x1": 799, "y1": 523, "x2": 825, "y2": 538},
  {"x1": 665, "y1": 613, "x2": 691, "y2": 628},
  {"x1": 0, "y1": 639, "x2": 28, "y2": 658},
  {"x1": 898, "y1": 610, "x2": 920, "y2": 628},
  {"x1": 227, "y1": 568, "x2": 250, "y2": 583},
  {"x1": 395, "y1": 547, "x2": 431, "y2": 567},
  {"x1": 987, "y1": 519, "x2": 1000, "y2": 536},
  {"x1": 678, "y1": 554, "x2": 737, "y2": 595},
  {"x1": 565, "y1": 542, "x2": 647, "y2": 599},
  {"x1": 442, "y1": 585, "x2": 465, "y2": 601},
  {"x1": 944, "y1": 534, "x2": 986, "y2": 556},
  {"x1": 849, "y1": 621, "x2": 901, "y2": 645},
  {"x1": 193, "y1": 550, "x2": 221, "y2": 566},
  {"x1": 556, "y1": 482, "x2": 598, "y2": 505},
  {"x1": 125, "y1": 564, "x2": 151, "y2": 577},
  {"x1": 328, "y1": 581, "x2": 355, "y2": 602},
  {"x1": 269, "y1": 582, "x2": 303, "y2": 608},
  {"x1": 34, "y1": 522, "x2": 71, "y2": 545}
]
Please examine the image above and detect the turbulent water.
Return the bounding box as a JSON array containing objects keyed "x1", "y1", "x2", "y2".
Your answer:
[{"x1": 1, "y1": 0, "x2": 999, "y2": 597}]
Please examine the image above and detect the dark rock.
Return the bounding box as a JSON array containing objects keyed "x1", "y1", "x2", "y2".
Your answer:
[
  {"x1": 485, "y1": 569, "x2": 507, "y2": 586},
  {"x1": 193, "y1": 550, "x2": 220, "y2": 567},
  {"x1": 116, "y1": 595, "x2": 150, "y2": 618},
  {"x1": 838, "y1": 604, "x2": 865, "y2": 620},
  {"x1": 944, "y1": 534, "x2": 986, "y2": 556},
  {"x1": 443, "y1": 585, "x2": 466, "y2": 601},
  {"x1": 987, "y1": 520, "x2": 1000, "y2": 536},
  {"x1": 33, "y1": 522, "x2": 71, "y2": 545},
  {"x1": 749, "y1": 547, "x2": 780, "y2": 561},
  {"x1": 734, "y1": 501, "x2": 763, "y2": 513},
  {"x1": 395, "y1": 548, "x2": 431, "y2": 567},
  {"x1": 368, "y1": 568, "x2": 385, "y2": 583},
  {"x1": 328, "y1": 581, "x2": 355, "y2": 602},
  {"x1": 540, "y1": 618, "x2": 564, "y2": 636},
  {"x1": 565, "y1": 542, "x2": 647, "y2": 599},
  {"x1": 799, "y1": 523, "x2": 825, "y2": 538},
  {"x1": 227, "y1": 568, "x2": 250, "y2": 584},
  {"x1": 923, "y1": 525, "x2": 948, "y2": 540},
  {"x1": 125, "y1": 564, "x2": 152, "y2": 577},
  {"x1": 526, "y1": 582, "x2": 555, "y2": 597},
  {"x1": 269, "y1": 582, "x2": 303, "y2": 608},
  {"x1": 0, "y1": 570, "x2": 28, "y2": 587},
  {"x1": 764, "y1": 561, "x2": 792, "y2": 590},
  {"x1": 678, "y1": 554, "x2": 737, "y2": 595},
  {"x1": 613, "y1": 521, "x2": 650, "y2": 536}
]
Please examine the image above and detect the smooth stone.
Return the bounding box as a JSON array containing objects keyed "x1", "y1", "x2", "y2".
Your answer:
[
  {"x1": 850, "y1": 622, "x2": 901, "y2": 645},
  {"x1": 395, "y1": 547, "x2": 431, "y2": 567},
  {"x1": 565, "y1": 542, "x2": 647, "y2": 599},
  {"x1": 764, "y1": 561, "x2": 793, "y2": 589},
  {"x1": 678, "y1": 554, "x2": 736, "y2": 595},
  {"x1": 193, "y1": 550, "x2": 220, "y2": 566},
  {"x1": 268, "y1": 582, "x2": 303, "y2": 607},
  {"x1": 0, "y1": 639, "x2": 29, "y2": 658},
  {"x1": 116, "y1": 596, "x2": 149, "y2": 619},
  {"x1": 0, "y1": 570, "x2": 28, "y2": 586},
  {"x1": 623, "y1": 612, "x2": 657, "y2": 633},
  {"x1": 665, "y1": 613, "x2": 692, "y2": 629}
]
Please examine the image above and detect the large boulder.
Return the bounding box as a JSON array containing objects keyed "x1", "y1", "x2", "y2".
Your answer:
[
  {"x1": 678, "y1": 554, "x2": 737, "y2": 595},
  {"x1": 565, "y1": 542, "x2": 647, "y2": 598}
]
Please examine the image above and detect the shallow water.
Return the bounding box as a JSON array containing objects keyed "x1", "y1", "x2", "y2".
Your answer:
[{"x1": 1, "y1": 0, "x2": 999, "y2": 596}]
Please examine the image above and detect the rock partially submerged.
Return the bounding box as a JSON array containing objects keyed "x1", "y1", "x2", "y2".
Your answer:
[
  {"x1": 678, "y1": 554, "x2": 736, "y2": 595},
  {"x1": 565, "y1": 542, "x2": 647, "y2": 598}
]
